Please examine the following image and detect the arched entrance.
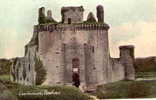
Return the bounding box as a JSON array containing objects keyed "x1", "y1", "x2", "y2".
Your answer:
[{"x1": 72, "y1": 58, "x2": 80, "y2": 87}]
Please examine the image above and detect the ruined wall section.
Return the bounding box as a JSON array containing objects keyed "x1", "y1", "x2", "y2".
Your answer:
[
  {"x1": 110, "y1": 58, "x2": 125, "y2": 82},
  {"x1": 10, "y1": 57, "x2": 35, "y2": 85},
  {"x1": 109, "y1": 45, "x2": 135, "y2": 82},
  {"x1": 11, "y1": 26, "x2": 39, "y2": 85}
]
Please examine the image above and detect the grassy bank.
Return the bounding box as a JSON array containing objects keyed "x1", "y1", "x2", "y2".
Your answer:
[
  {"x1": 0, "y1": 76, "x2": 91, "y2": 100},
  {"x1": 136, "y1": 72, "x2": 156, "y2": 78},
  {"x1": 95, "y1": 80, "x2": 156, "y2": 99}
]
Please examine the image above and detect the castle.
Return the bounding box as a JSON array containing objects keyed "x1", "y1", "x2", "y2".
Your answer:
[{"x1": 10, "y1": 5, "x2": 135, "y2": 91}]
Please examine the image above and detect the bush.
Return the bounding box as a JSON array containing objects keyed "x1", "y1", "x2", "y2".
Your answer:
[
  {"x1": 34, "y1": 57, "x2": 46, "y2": 85},
  {"x1": 0, "y1": 75, "x2": 10, "y2": 81},
  {"x1": 0, "y1": 59, "x2": 12, "y2": 75}
]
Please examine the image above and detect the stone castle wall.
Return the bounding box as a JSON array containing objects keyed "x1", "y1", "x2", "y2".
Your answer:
[
  {"x1": 10, "y1": 5, "x2": 135, "y2": 90},
  {"x1": 10, "y1": 23, "x2": 135, "y2": 88},
  {"x1": 37, "y1": 23, "x2": 111, "y2": 87}
]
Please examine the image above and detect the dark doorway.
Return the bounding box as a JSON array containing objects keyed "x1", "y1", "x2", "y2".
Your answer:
[
  {"x1": 72, "y1": 58, "x2": 80, "y2": 88},
  {"x1": 68, "y1": 18, "x2": 71, "y2": 24}
]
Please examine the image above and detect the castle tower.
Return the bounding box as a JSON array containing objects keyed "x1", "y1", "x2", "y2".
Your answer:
[
  {"x1": 97, "y1": 5, "x2": 104, "y2": 23},
  {"x1": 119, "y1": 45, "x2": 135, "y2": 80},
  {"x1": 37, "y1": 5, "x2": 110, "y2": 88}
]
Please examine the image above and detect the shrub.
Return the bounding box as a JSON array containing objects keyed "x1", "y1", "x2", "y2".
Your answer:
[
  {"x1": 0, "y1": 59, "x2": 12, "y2": 75},
  {"x1": 34, "y1": 57, "x2": 47, "y2": 85}
]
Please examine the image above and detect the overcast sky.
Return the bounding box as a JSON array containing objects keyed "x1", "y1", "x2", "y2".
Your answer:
[{"x1": 0, "y1": 0, "x2": 156, "y2": 58}]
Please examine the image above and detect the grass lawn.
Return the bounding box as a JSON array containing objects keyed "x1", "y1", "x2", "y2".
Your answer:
[
  {"x1": 95, "y1": 80, "x2": 156, "y2": 99},
  {"x1": 0, "y1": 75, "x2": 92, "y2": 100},
  {"x1": 2, "y1": 73, "x2": 156, "y2": 99},
  {"x1": 136, "y1": 72, "x2": 156, "y2": 78},
  {"x1": 0, "y1": 74, "x2": 10, "y2": 81}
]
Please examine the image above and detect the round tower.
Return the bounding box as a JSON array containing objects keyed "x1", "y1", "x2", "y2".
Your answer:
[
  {"x1": 96, "y1": 5, "x2": 104, "y2": 23},
  {"x1": 119, "y1": 45, "x2": 135, "y2": 80}
]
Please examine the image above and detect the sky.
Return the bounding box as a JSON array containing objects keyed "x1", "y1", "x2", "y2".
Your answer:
[{"x1": 0, "y1": 0, "x2": 156, "y2": 58}]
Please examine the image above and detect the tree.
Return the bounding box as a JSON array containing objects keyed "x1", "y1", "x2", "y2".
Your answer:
[{"x1": 34, "y1": 57, "x2": 46, "y2": 85}]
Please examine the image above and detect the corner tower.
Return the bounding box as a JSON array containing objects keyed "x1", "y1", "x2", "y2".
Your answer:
[{"x1": 119, "y1": 45, "x2": 135, "y2": 80}]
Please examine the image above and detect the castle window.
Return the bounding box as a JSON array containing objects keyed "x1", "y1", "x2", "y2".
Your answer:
[
  {"x1": 56, "y1": 52, "x2": 60, "y2": 54},
  {"x1": 68, "y1": 18, "x2": 71, "y2": 24},
  {"x1": 29, "y1": 64, "x2": 31, "y2": 71},
  {"x1": 92, "y1": 46, "x2": 94, "y2": 53}
]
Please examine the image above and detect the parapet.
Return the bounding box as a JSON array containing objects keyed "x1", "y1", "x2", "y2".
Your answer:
[
  {"x1": 34, "y1": 23, "x2": 110, "y2": 33},
  {"x1": 38, "y1": 5, "x2": 105, "y2": 24},
  {"x1": 61, "y1": 6, "x2": 84, "y2": 13}
]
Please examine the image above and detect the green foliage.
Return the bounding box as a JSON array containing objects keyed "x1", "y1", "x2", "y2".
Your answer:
[
  {"x1": 34, "y1": 57, "x2": 46, "y2": 85},
  {"x1": 0, "y1": 75, "x2": 10, "y2": 81},
  {"x1": 96, "y1": 80, "x2": 156, "y2": 99},
  {"x1": 136, "y1": 72, "x2": 156, "y2": 78},
  {"x1": 135, "y1": 57, "x2": 156, "y2": 72},
  {"x1": 38, "y1": 17, "x2": 47, "y2": 24},
  {"x1": 0, "y1": 79, "x2": 91, "y2": 100},
  {"x1": 17, "y1": 86, "x2": 91, "y2": 100},
  {"x1": 46, "y1": 18, "x2": 58, "y2": 24},
  {"x1": 0, "y1": 59, "x2": 12, "y2": 75},
  {"x1": 0, "y1": 83, "x2": 18, "y2": 100}
]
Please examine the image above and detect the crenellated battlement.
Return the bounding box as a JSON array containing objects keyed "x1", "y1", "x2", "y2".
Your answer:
[{"x1": 34, "y1": 23, "x2": 110, "y2": 33}]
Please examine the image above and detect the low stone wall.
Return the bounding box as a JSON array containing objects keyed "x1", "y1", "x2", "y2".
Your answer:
[{"x1": 110, "y1": 58, "x2": 125, "y2": 82}]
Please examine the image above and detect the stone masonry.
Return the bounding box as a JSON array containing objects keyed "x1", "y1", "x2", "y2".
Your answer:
[{"x1": 10, "y1": 5, "x2": 135, "y2": 91}]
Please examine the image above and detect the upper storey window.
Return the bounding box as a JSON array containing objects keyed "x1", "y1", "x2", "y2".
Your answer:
[{"x1": 68, "y1": 18, "x2": 71, "y2": 24}]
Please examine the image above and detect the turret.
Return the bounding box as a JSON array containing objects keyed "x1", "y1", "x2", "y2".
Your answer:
[
  {"x1": 38, "y1": 7, "x2": 46, "y2": 24},
  {"x1": 96, "y1": 5, "x2": 104, "y2": 23},
  {"x1": 86, "y1": 12, "x2": 97, "y2": 23},
  {"x1": 119, "y1": 45, "x2": 135, "y2": 80},
  {"x1": 46, "y1": 10, "x2": 57, "y2": 23}
]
